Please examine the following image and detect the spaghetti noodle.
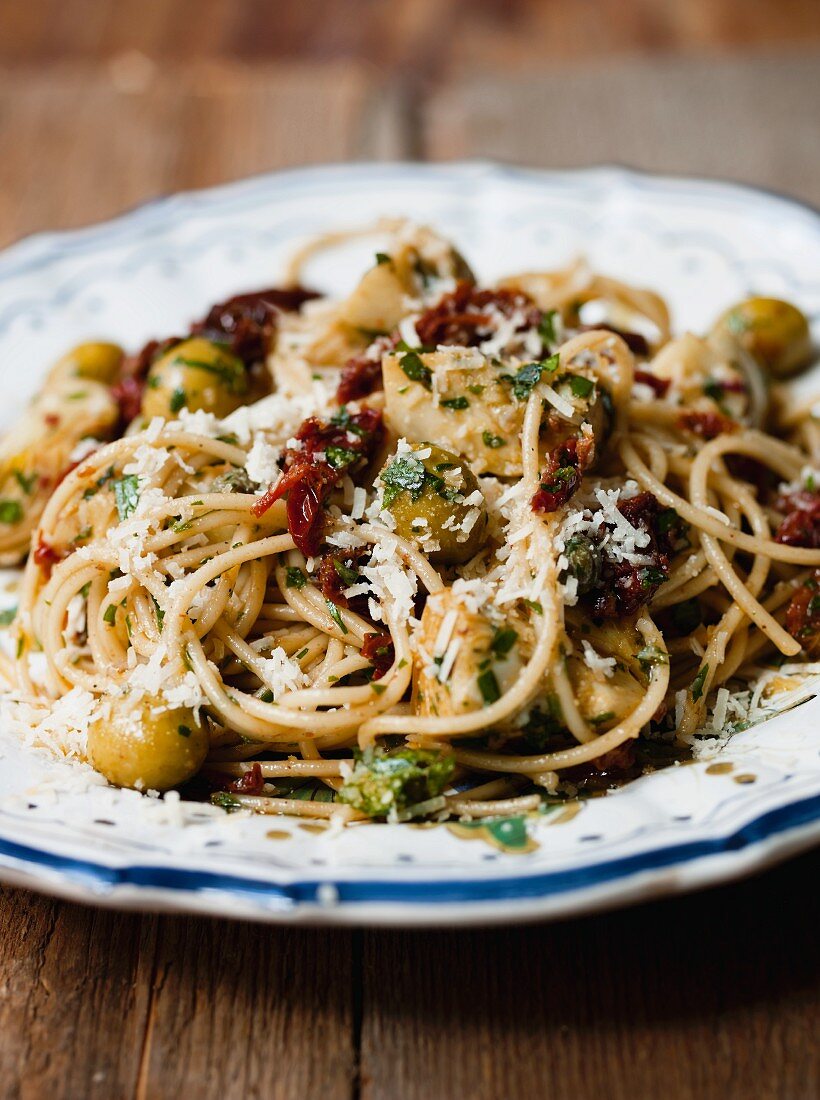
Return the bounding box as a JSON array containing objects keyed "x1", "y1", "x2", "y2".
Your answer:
[{"x1": 3, "y1": 221, "x2": 818, "y2": 823}]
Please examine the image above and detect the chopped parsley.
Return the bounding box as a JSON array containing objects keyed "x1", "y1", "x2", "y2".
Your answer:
[
  {"x1": 325, "y1": 445, "x2": 359, "y2": 469},
  {"x1": 0, "y1": 607, "x2": 16, "y2": 626},
  {"x1": 169, "y1": 387, "x2": 187, "y2": 414},
  {"x1": 440, "y1": 396, "x2": 469, "y2": 410},
  {"x1": 13, "y1": 470, "x2": 36, "y2": 495},
  {"x1": 338, "y1": 746, "x2": 455, "y2": 818},
  {"x1": 381, "y1": 455, "x2": 427, "y2": 507},
  {"x1": 113, "y1": 475, "x2": 140, "y2": 520},
  {"x1": 482, "y1": 431, "x2": 506, "y2": 449},
  {"x1": 325, "y1": 599, "x2": 349, "y2": 634},
  {"x1": 333, "y1": 559, "x2": 359, "y2": 586},
  {"x1": 691, "y1": 663, "x2": 709, "y2": 701},
  {"x1": 178, "y1": 724, "x2": 192, "y2": 738},
  {"x1": 477, "y1": 668, "x2": 501, "y2": 704},
  {"x1": 0, "y1": 500, "x2": 22, "y2": 525},
  {"x1": 285, "y1": 566, "x2": 307, "y2": 589},
  {"x1": 399, "y1": 350, "x2": 432, "y2": 390},
  {"x1": 102, "y1": 603, "x2": 117, "y2": 625},
  {"x1": 490, "y1": 627, "x2": 518, "y2": 659},
  {"x1": 538, "y1": 310, "x2": 559, "y2": 345},
  {"x1": 636, "y1": 644, "x2": 669, "y2": 672},
  {"x1": 568, "y1": 374, "x2": 595, "y2": 399},
  {"x1": 175, "y1": 354, "x2": 248, "y2": 394},
  {"x1": 375, "y1": 252, "x2": 391, "y2": 265}
]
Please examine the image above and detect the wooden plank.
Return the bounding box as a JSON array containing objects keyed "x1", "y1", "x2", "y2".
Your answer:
[
  {"x1": 423, "y1": 51, "x2": 820, "y2": 208},
  {"x1": 0, "y1": 60, "x2": 405, "y2": 246},
  {"x1": 0, "y1": 886, "x2": 155, "y2": 1099},
  {"x1": 2, "y1": 0, "x2": 819, "y2": 67},
  {"x1": 360, "y1": 850, "x2": 820, "y2": 1100},
  {"x1": 136, "y1": 917, "x2": 357, "y2": 1100}
]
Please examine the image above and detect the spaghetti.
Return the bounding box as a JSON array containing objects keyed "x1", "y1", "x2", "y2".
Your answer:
[{"x1": 3, "y1": 221, "x2": 819, "y2": 823}]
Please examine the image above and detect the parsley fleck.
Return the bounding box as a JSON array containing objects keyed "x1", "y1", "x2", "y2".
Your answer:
[
  {"x1": 636, "y1": 644, "x2": 669, "y2": 672},
  {"x1": 482, "y1": 431, "x2": 506, "y2": 449},
  {"x1": 113, "y1": 475, "x2": 140, "y2": 520},
  {"x1": 381, "y1": 455, "x2": 427, "y2": 507},
  {"x1": 285, "y1": 566, "x2": 307, "y2": 589},
  {"x1": 0, "y1": 607, "x2": 16, "y2": 626},
  {"x1": 333, "y1": 559, "x2": 359, "y2": 586},
  {"x1": 538, "y1": 310, "x2": 558, "y2": 345},
  {"x1": 375, "y1": 252, "x2": 391, "y2": 265},
  {"x1": 568, "y1": 374, "x2": 595, "y2": 399},
  {"x1": 102, "y1": 603, "x2": 117, "y2": 625},
  {"x1": 691, "y1": 664, "x2": 709, "y2": 701},
  {"x1": 169, "y1": 387, "x2": 187, "y2": 414},
  {"x1": 589, "y1": 711, "x2": 615, "y2": 726},
  {"x1": 477, "y1": 668, "x2": 501, "y2": 704},
  {"x1": 13, "y1": 470, "x2": 36, "y2": 495},
  {"x1": 178, "y1": 724, "x2": 192, "y2": 738},
  {"x1": 399, "y1": 350, "x2": 432, "y2": 390},
  {"x1": 0, "y1": 500, "x2": 22, "y2": 525},
  {"x1": 325, "y1": 599, "x2": 349, "y2": 634},
  {"x1": 325, "y1": 445, "x2": 359, "y2": 470},
  {"x1": 490, "y1": 627, "x2": 518, "y2": 659},
  {"x1": 441, "y1": 396, "x2": 469, "y2": 410}
]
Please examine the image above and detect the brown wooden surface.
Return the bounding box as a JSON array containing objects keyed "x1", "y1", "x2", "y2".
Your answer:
[{"x1": 0, "y1": 2, "x2": 819, "y2": 1096}]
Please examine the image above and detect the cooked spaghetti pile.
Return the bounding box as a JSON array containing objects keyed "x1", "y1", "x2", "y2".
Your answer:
[{"x1": 2, "y1": 221, "x2": 818, "y2": 822}]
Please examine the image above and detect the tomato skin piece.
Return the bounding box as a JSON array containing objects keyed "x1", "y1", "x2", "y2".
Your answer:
[
  {"x1": 251, "y1": 408, "x2": 384, "y2": 556},
  {"x1": 785, "y1": 570, "x2": 820, "y2": 657}
]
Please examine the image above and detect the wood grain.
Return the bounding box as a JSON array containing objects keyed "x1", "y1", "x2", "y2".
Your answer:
[
  {"x1": 136, "y1": 918, "x2": 357, "y2": 1100},
  {"x1": 360, "y1": 850, "x2": 820, "y2": 1100},
  {"x1": 2, "y1": 0, "x2": 819, "y2": 71},
  {"x1": 423, "y1": 50, "x2": 820, "y2": 208},
  {"x1": 0, "y1": 61, "x2": 405, "y2": 247},
  {"x1": 0, "y1": 886, "x2": 155, "y2": 1099}
]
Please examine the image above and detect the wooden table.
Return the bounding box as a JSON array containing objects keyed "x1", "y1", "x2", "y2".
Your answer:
[{"x1": 0, "y1": 4, "x2": 819, "y2": 1096}]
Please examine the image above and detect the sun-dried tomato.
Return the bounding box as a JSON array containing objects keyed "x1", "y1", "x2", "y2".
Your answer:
[
  {"x1": 337, "y1": 355, "x2": 384, "y2": 403},
  {"x1": 227, "y1": 762, "x2": 265, "y2": 795},
  {"x1": 251, "y1": 408, "x2": 384, "y2": 556},
  {"x1": 725, "y1": 454, "x2": 777, "y2": 497},
  {"x1": 317, "y1": 549, "x2": 368, "y2": 610},
  {"x1": 785, "y1": 570, "x2": 820, "y2": 657},
  {"x1": 192, "y1": 286, "x2": 320, "y2": 367},
  {"x1": 361, "y1": 631, "x2": 395, "y2": 679},
  {"x1": 678, "y1": 409, "x2": 737, "y2": 439},
  {"x1": 634, "y1": 369, "x2": 670, "y2": 397},
  {"x1": 414, "y1": 281, "x2": 543, "y2": 349},
  {"x1": 586, "y1": 492, "x2": 676, "y2": 619},
  {"x1": 33, "y1": 535, "x2": 63, "y2": 575},
  {"x1": 532, "y1": 437, "x2": 592, "y2": 513},
  {"x1": 583, "y1": 324, "x2": 650, "y2": 357},
  {"x1": 774, "y1": 490, "x2": 820, "y2": 549},
  {"x1": 110, "y1": 376, "x2": 144, "y2": 427}
]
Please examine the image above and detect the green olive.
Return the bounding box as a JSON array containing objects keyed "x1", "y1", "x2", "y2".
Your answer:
[
  {"x1": 49, "y1": 341, "x2": 125, "y2": 385},
  {"x1": 380, "y1": 443, "x2": 487, "y2": 565},
  {"x1": 712, "y1": 297, "x2": 811, "y2": 379},
  {"x1": 88, "y1": 697, "x2": 209, "y2": 792},
  {"x1": 141, "y1": 337, "x2": 250, "y2": 420}
]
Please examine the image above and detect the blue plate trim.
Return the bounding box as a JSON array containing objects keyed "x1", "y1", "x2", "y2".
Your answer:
[{"x1": 1, "y1": 792, "x2": 818, "y2": 908}]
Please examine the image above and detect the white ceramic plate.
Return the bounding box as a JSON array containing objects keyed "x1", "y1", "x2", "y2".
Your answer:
[{"x1": 0, "y1": 162, "x2": 818, "y2": 926}]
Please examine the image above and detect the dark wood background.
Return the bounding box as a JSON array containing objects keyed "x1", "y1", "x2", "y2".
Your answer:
[{"x1": 0, "y1": 1, "x2": 819, "y2": 1096}]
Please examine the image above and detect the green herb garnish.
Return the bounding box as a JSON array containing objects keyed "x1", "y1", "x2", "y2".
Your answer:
[
  {"x1": 285, "y1": 566, "x2": 307, "y2": 589},
  {"x1": 482, "y1": 431, "x2": 506, "y2": 449},
  {"x1": 691, "y1": 664, "x2": 709, "y2": 701},
  {"x1": 113, "y1": 475, "x2": 140, "y2": 520}
]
